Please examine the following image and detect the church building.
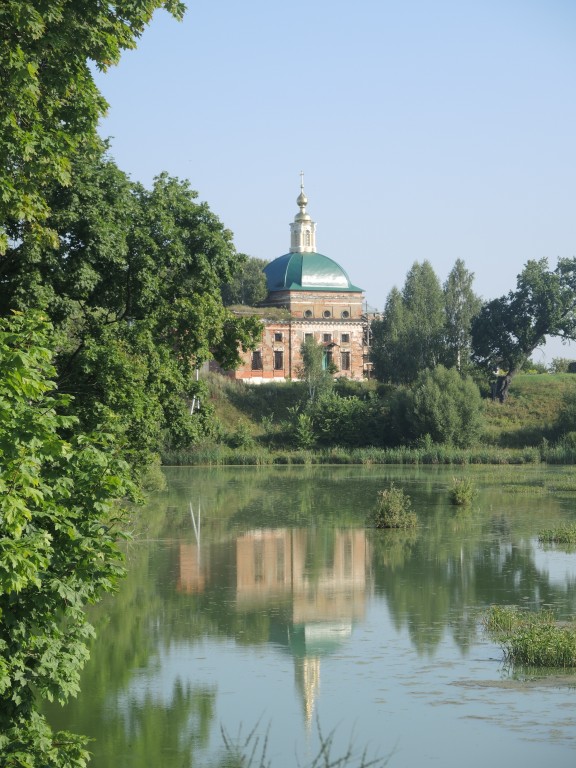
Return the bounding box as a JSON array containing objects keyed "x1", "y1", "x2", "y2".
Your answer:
[{"x1": 228, "y1": 180, "x2": 370, "y2": 382}]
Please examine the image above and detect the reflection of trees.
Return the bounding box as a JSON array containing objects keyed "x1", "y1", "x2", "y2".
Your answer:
[
  {"x1": 46, "y1": 465, "x2": 576, "y2": 763},
  {"x1": 371, "y1": 500, "x2": 576, "y2": 655},
  {"x1": 45, "y1": 514, "x2": 217, "y2": 768}
]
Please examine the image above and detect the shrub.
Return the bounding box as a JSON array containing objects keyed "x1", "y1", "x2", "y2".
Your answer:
[
  {"x1": 367, "y1": 484, "x2": 418, "y2": 529},
  {"x1": 449, "y1": 477, "x2": 477, "y2": 506},
  {"x1": 392, "y1": 365, "x2": 484, "y2": 447}
]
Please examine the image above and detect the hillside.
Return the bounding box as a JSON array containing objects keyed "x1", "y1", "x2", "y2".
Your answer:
[{"x1": 204, "y1": 372, "x2": 576, "y2": 448}]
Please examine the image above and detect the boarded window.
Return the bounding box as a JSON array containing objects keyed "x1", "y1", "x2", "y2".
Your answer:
[
  {"x1": 274, "y1": 350, "x2": 284, "y2": 370},
  {"x1": 251, "y1": 351, "x2": 263, "y2": 370},
  {"x1": 341, "y1": 351, "x2": 351, "y2": 370}
]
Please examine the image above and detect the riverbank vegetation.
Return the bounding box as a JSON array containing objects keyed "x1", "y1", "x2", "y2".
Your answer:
[
  {"x1": 160, "y1": 370, "x2": 576, "y2": 466},
  {"x1": 484, "y1": 607, "x2": 576, "y2": 668}
]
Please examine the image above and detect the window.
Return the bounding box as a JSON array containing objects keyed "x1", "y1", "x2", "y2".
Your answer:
[
  {"x1": 274, "y1": 331, "x2": 283, "y2": 342},
  {"x1": 305, "y1": 333, "x2": 313, "y2": 342},
  {"x1": 341, "y1": 351, "x2": 351, "y2": 370},
  {"x1": 341, "y1": 333, "x2": 350, "y2": 344},
  {"x1": 304, "y1": 309, "x2": 313, "y2": 318},
  {"x1": 274, "y1": 350, "x2": 284, "y2": 370},
  {"x1": 306, "y1": 231, "x2": 311, "y2": 245},
  {"x1": 323, "y1": 310, "x2": 331, "y2": 318},
  {"x1": 341, "y1": 310, "x2": 350, "y2": 319},
  {"x1": 323, "y1": 333, "x2": 332, "y2": 343},
  {"x1": 251, "y1": 351, "x2": 263, "y2": 370}
]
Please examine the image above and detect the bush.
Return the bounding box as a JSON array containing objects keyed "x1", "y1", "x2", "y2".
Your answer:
[
  {"x1": 449, "y1": 477, "x2": 477, "y2": 506},
  {"x1": 367, "y1": 484, "x2": 418, "y2": 529},
  {"x1": 392, "y1": 365, "x2": 483, "y2": 447}
]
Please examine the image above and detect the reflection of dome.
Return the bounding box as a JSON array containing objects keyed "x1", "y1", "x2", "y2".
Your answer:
[{"x1": 264, "y1": 252, "x2": 362, "y2": 293}]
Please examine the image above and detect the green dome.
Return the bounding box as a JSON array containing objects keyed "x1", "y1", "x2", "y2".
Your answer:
[{"x1": 264, "y1": 252, "x2": 362, "y2": 293}]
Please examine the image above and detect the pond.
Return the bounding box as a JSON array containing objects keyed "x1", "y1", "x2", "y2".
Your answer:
[{"x1": 46, "y1": 465, "x2": 576, "y2": 768}]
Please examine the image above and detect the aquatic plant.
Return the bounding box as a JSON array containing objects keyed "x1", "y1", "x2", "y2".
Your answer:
[
  {"x1": 538, "y1": 523, "x2": 576, "y2": 545},
  {"x1": 367, "y1": 485, "x2": 418, "y2": 529},
  {"x1": 449, "y1": 477, "x2": 477, "y2": 506},
  {"x1": 483, "y1": 606, "x2": 576, "y2": 668}
]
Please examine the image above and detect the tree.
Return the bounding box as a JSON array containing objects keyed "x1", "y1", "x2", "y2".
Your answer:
[
  {"x1": 442, "y1": 259, "x2": 482, "y2": 372},
  {"x1": 0, "y1": 311, "x2": 134, "y2": 766},
  {"x1": 371, "y1": 261, "x2": 445, "y2": 383},
  {"x1": 0, "y1": 0, "x2": 185, "y2": 255},
  {"x1": 370, "y1": 287, "x2": 407, "y2": 382},
  {"x1": 392, "y1": 365, "x2": 484, "y2": 447},
  {"x1": 471, "y1": 258, "x2": 576, "y2": 402},
  {"x1": 298, "y1": 336, "x2": 334, "y2": 402},
  {"x1": 1, "y1": 146, "x2": 261, "y2": 472},
  {"x1": 221, "y1": 256, "x2": 269, "y2": 307}
]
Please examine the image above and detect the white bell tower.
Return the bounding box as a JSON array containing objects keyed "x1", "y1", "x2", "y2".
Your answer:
[{"x1": 289, "y1": 172, "x2": 317, "y2": 253}]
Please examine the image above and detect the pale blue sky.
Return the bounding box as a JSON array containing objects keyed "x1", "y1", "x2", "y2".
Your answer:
[{"x1": 94, "y1": 0, "x2": 576, "y2": 363}]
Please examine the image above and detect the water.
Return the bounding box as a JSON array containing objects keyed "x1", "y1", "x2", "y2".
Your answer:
[{"x1": 46, "y1": 465, "x2": 576, "y2": 767}]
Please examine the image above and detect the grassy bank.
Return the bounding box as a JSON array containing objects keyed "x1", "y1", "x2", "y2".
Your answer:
[{"x1": 166, "y1": 372, "x2": 576, "y2": 466}]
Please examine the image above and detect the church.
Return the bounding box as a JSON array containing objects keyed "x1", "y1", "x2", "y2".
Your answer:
[{"x1": 227, "y1": 179, "x2": 371, "y2": 382}]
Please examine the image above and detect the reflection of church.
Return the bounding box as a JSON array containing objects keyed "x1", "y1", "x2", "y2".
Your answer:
[
  {"x1": 177, "y1": 525, "x2": 370, "y2": 727},
  {"x1": 224, "y1": 179, "x2": 371, "y2": 381}
]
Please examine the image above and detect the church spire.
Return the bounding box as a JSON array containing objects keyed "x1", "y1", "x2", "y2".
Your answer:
[{"x1": 289, "y1": 172, "x2": 316, "y2": 253}]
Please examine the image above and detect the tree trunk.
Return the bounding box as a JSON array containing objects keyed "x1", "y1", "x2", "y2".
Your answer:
[{"x1": 492, "y1": 370, "x2": 516, "y2": 403}]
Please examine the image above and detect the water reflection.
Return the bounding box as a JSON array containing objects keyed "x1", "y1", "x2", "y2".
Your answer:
[
  {"x1": 178, "y1": 521, "x2": 370, "y2": 727},
  {"x1": 45, "y1": 466, "x2": 576, "y2": 768}
]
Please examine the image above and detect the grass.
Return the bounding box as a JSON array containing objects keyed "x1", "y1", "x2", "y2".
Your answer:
[
  {"x1": 538, "y1": 523, "x2": 576, "y2": 545},
  {"x1": 162, "y1": 444, "x2": 546, "y2": 466},
  {"x1": 483, "y1": 606, "x2": 576, "y2": 668},
  {"x1": 481, "y1": 373, "x2": 576, "y2": 448}
]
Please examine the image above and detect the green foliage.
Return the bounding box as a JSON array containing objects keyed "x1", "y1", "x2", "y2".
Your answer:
[
  {"x1": 449, "y1": 477, "x2": 477, "y2": 506},
  {"x1": 392, "y1": 365, "x2": 483, "y2": 447},
  {"x1": 298, "y1": 336, "x2": 334, "y2": 402},
  {"x1": 442, "y1": 259, "x2": 482, "y2": 372},
  {"x1": 0, "y1": 0, "x2": 185, "y2": 255},
  {"x1": 472, "y1": 257, "x2": 576, "y2": 401},
  {"x1": 538, "y1": 524, "x2": 576, "y2": 545},
  {"x1": 371, "y1": 261, "x2": 445, "y2": 383},
  {"x1": 0, "y1": 312, "x2": 135, "y2": 765},
  {"x1": 367, "y1": 485, "x2": 418, "y2": 529},
  {"x1": 221, "y1": 255, "x2": 269, "y2": 307},
  {"x1": 227, "y1": 421, "x2": 255, "y2": 449},
  {"x1": 549, "y1": 357, "x2": 574, "y2": 374},
  {"x1": 483, "y1": 607, "x2": 576, "y2": 668},
  {"x1": 1, "y1": 146, "x2": 261, "y2": 474},
  {"x1": 288, "y1": 409, "x2": 316, "y2": 449},
  {"x1": 308, "y1": 392, "x2": 388, "y2": 447}
]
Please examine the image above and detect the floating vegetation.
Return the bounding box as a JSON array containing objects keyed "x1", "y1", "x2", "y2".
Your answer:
[
  {"x1": 483, "y1": 606, "x2": 576, "y2": 668},
  {"x1": 449, "y1": 477, "x2": 477, "y2": 506},
  {"x1": 538, "y1": 523, "x2": 576, "y2": 545},
  {"x1": 367, "y1": 484, "x2": 418, "y2": 529}
]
